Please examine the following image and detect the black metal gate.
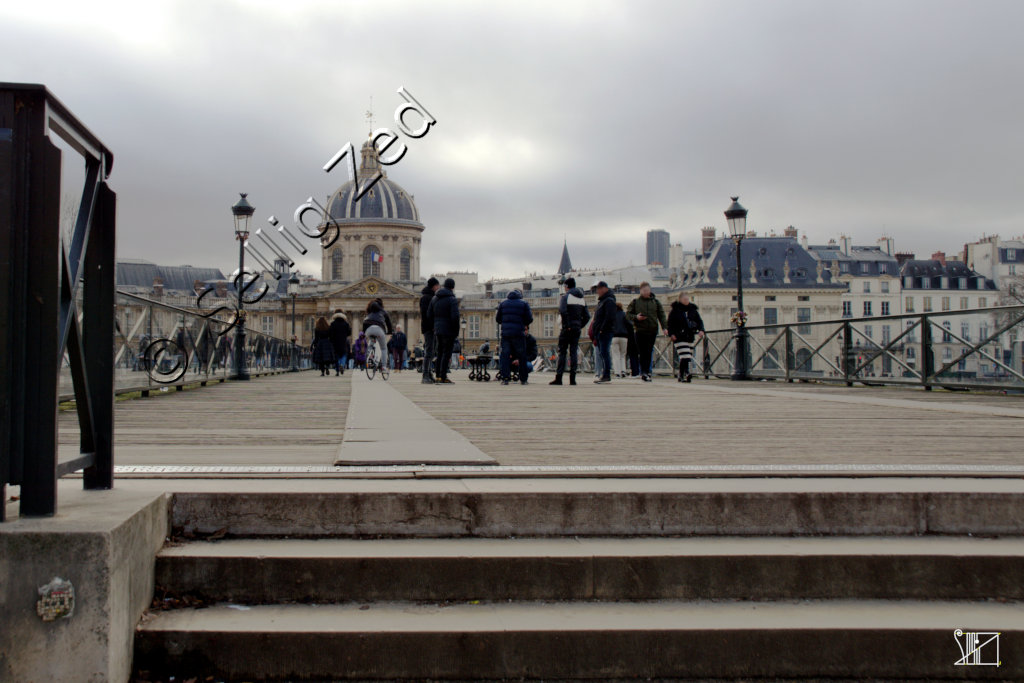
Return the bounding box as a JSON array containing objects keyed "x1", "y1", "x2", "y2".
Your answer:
[{"x1": 0, "y1": 83, "x2": 116, "y2": 519}]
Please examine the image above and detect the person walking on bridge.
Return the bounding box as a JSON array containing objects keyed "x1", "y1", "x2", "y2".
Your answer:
[
  {"x1": 329, "y1": 309, "x2": 351, "y2": 376},
  {"x1": 311, "y1": 317, "x2": 336, "y2": 376},
  {"x1": 667, "y1": 293, "x2": 704, "y2": 383}
]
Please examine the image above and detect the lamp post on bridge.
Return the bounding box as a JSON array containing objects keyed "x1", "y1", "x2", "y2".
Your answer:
[
  {"x1": 461, "y1": 317, "x2": 467, "y2": 369},
  {"x1": 725, "y1": 196, "x2": 751, "y2": 381},
  {"x1": 288, "y1": 271, "x2": 300, "y2": 372},
  {"x1": 231, "y1": 193, "x2": 254, "y2": 381}
]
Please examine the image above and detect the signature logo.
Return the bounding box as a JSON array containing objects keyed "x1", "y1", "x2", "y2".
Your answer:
[{"x1": 954, "y1": 629, "x2": 1001, "y2": 667}]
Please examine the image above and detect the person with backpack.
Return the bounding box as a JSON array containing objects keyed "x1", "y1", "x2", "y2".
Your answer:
[
  {"x1": 549, "y1": 277, "x2": 590, "y2": 386},
  {"x1": 667, "y1": 292, "x2": 705, "y2": 382},
  {"x1": 626, "y1": 282, "x2": 668, "y2": 382}
]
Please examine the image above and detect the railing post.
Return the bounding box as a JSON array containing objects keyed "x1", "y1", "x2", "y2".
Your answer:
[
  {"x1": 702, "y1": 335, "x2": 710, "y2": 379},
  {"x1": 842, "y1": 321, "x2": 853, "y2": 387},
  {"x1": 921, "y1": 314, "x2": 934, "y2": 391},
  {"x1": 81, "y1": 183, "x2": 115, "y2": 490},
  {"x1": 16, "y1": 104, "x2": 62, "y2": 516},
  {"x1": 785, "y1": 325, "x2": 794, "y2": 383}
]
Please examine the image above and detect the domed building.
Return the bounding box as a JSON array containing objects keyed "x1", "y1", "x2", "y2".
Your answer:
[
  {"x1": 283, "y1": 137, "x2": 429, "y2": 349},
  {"x1": 319, "y1": 138, "x2": 424, "y2": 285}
]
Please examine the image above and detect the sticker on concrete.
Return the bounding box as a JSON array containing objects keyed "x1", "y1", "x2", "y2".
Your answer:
[{"x1": 36, "y1": 577, "x2": 75, "y2": 622}]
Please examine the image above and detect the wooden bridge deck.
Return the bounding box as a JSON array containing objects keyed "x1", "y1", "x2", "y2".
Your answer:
[{"x1": 56, "y1": 367, "x2": 1024, "y2": 472}]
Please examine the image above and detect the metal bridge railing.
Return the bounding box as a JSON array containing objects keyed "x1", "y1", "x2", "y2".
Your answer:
[
  {"x1": 698, "y1": 305, "x2": 1024, "y2": 391},
  {"x1": 57, "y1": 291, "x2": 313, "y2": 402}
]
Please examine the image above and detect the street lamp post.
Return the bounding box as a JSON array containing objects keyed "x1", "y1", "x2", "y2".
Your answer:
[
  {"x1": 725, "y1": 196, "x2": 751, "y2": 381},
  {"x1": 231, "y1": 193, "x2": 255, "y2": 381},
  {"x1": 288, "y1": 272, "x2": 300, "y2": 372},
  {"x1": 461, "y1": 317, "x2": 467, "y2": 369}
]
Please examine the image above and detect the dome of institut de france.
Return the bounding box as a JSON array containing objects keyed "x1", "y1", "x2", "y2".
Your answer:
[{"x1": 318, "y1": 137, "x2": 424, "y2": 284}]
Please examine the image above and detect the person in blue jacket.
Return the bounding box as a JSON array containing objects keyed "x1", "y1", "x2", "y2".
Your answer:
[{"x1": 496, "y1": 289, "x2": 534, "y2": 385}]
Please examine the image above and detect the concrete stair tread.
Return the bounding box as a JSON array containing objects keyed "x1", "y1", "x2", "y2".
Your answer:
[
  {"x1": 140, "y1": 599, "x2": 1024, "y2": 633},
  {"x1": 159, "y1": 535, "x2": 1024, "y2": 559}
]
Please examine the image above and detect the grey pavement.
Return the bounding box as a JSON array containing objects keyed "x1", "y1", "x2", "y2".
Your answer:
[{"x1": 335, "y1": 373, "x2": 495, "y2": 466}]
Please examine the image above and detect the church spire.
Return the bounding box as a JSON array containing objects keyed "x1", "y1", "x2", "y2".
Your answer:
[{"x1": 557, "y1": 239, "x2": 573, "y2": 275}]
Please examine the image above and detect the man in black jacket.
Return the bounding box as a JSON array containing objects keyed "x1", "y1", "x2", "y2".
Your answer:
[
  {"x1": 328, "y1": 309, "x2": 352, "y2": 375},
  {"x1": 429, "y1": 278, "x2": 460, "y2": 384},
  {"x1": 550, "y1": 277, "x2": 590, "y2": 386},
  {"x1": 419, "y1": 277, "x2": 440, "y2": 384},
  {"x1": 591, "y1": 281, "x2": 616, "y2": 383}
]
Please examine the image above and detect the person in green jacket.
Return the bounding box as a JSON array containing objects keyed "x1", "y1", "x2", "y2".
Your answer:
[{"x1": 626, "y1": 282, "x2": 667, "y2": 381}]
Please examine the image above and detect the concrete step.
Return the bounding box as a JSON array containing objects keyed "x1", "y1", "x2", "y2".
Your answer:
[
  {"x1": 169, "y1": 482, "x2": 1024, "y2": 537},
  {"x1": 135, "y1": 599, "x2": 1024, "y2": 680},
  {"x1": 156, "y1": 536, "x2": 1024, "y2": 603}
]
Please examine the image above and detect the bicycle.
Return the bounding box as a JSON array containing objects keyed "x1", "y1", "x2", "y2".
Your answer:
[{"x1": 365, "y1": 337, "x2": 390, "y2": 381}]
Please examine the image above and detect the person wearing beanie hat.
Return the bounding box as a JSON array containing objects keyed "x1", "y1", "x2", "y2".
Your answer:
[
  {"x1": 496, "y1": 288, "x2": 534, "y2": 385},
  {"x1": 428, "y1": 277, "x2": 461, "y2": 383},
  {"x1": 419, "y1": 277, "x2": 441, "y2": 383}
]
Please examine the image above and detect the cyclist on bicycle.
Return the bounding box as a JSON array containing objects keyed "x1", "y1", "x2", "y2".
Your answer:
[{"x1": 362, "y1": 298, "x2": 394, "y2": 369}]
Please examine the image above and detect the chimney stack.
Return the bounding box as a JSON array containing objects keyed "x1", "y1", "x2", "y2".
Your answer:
[
  {"x1": 701, "y1": 227, "x2": 716, "y2": 253},
  {"x1": 152, "y1": 277, "x2": 164, "y2": 297},
  {"x1": 877, "y1": 236, "x2": 895, "y2": 256},
  {"x1": 839, "y1": 235, "x2": 852, "y2": 255},
  {"x1": 895, "y1": 252, "x2": 915, "y2": 266},
  {"x1": 783, "y1": 225, "x2": 798, "y2": 238},
  {"x1": 215, "y1": 281, "x2": 228, "y2": 298},
  {"x1": 931, "y1": 251, "x2": 947, "y2": 266}
]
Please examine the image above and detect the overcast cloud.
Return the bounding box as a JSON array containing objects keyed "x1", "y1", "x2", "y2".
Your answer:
[{"x1": 2, "y1": 0, "x2": 1023, "y2": 279}]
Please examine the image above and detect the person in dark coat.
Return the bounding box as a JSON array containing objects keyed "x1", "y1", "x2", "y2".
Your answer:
[
  {"x1": 428, "y1": 278, "x2": 460, "y2": 383},
  {"x1": 328, "y1": 309, "x2": 351, "y2": 375},
  {"x1": 419, "y1": 277, "x2": 440, "y2": 384},
  {"x1": 611, "y1": 302, "x2": 632, "y2": 378},
  {"x1": 626, "y1": 282, "x2": 668, "y2": 382},
  {"x1": 550, "y1": 277, "x2": 590, "y2": 386},
  {"x1": 590, "y1": 281, "x2": 616, "y2": 383},
  {"x1": 496, "y1": 289, "x2": 534, "y2": 385},
  {"x1": 311, "y1": 316, "x2": 336, "y2": 376},
  {"x1": 391, "y1": 325, "x2": 408, "y2": 372},
  {"x1": 667, "y1": 293, "x2": 705, "y2": 382}
]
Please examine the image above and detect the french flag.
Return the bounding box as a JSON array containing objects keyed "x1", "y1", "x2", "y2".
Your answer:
[{"x1": 372, "y1": 251, "x2": 384, "y2": 263}]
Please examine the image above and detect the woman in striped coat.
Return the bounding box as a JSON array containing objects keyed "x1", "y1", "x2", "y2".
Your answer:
[{"x1": 666, "y1": 294, "x2": 704, "y2": 383}]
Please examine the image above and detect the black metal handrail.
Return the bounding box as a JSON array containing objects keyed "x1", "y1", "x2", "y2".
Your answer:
[
  {"x1": 2, "y1": 84, "x2": 116, "y2": 520},
  {"x1": 698, "y1": 305, "x2": 1024, "y2": 391},
  {"x1": 96, "y1": 290, "x2": 312, "y2": 396}
]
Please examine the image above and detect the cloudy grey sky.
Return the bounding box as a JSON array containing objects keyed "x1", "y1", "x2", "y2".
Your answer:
[{"x1": 3, "y1": 0, "x2": 1023, "y2": 279}]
